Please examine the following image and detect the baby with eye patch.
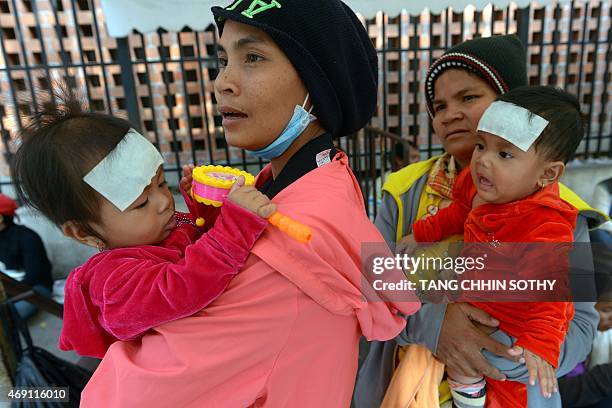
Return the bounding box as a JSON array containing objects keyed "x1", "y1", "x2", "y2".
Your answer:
[
  {"x1": 12, "y1": 90, "x2": 275, "y2": 359},
  {"x1": 398, "y1": 86, "x2": 587, "y2": 408}
]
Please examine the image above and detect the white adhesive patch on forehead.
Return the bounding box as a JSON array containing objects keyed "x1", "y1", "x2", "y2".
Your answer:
[
  {"x1": 477, "y1": 100, "x2": 549, "y2": 152},
  {"x1": 83, "y1": 128, "x2": 164, "y2": 211}
]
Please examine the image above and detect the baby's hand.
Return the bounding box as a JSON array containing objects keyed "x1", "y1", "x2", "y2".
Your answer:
[
  {"x1": 522, "y1": 347, "x2": 558, "y2": 399},
  {"x1": 227, "y1": 176, "x2": 276, "y2": 218},
  {"x1": 180, "y1": 164, "x2": 195, "y2": 193},
  {"x1": 396, "y1": 234, "x2": 418, "y2": 255}
]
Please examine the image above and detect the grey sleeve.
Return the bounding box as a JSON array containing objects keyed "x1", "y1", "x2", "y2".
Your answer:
[
  {"x1": 353, "y1": 340, "x2": 397, "y2": 408},
  {"x1": 355, "y1": 188, "x2": 445, "y2": 408},
  {"x1": 556, "y1": 301, "x2": 598, "y2": 375},
  {"x1": 553, "y1": 215, "x2": 598, "y2": 374},
  {"x1": 376, "y1": 187, "x2": 449, "y2": 353},
  {"x1": 395, "y1": 302, "x2": 447, "y2": 353},
  {"x1": 482, "y1": 331, "x2": 563, "y2": 408},
  {"x1": 374, "y1": 192, "x2": 400, "y2": 251},
  {"x1": 483, "y1": 302, "x2": 598, "y2": 380}
]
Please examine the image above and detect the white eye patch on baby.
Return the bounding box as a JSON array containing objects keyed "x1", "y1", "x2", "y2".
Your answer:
[
  {"x1": 477, "y1": 100, "x2": 549, "y2": 152},
  {"x1": 83, "y1": 128, "x2": 164, "y2": 211}
]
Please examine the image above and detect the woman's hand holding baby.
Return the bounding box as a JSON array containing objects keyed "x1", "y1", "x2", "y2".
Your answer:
[
  {"x1": 228, "y1": 176, "x2": 277, "y2": 219},
  {"x1": 396, "y1": 234, "x2": 418, "y2": 255}
]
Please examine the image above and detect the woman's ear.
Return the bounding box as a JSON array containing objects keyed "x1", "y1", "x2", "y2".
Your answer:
[
  {"x1": 62, "y1": 221, "x2": 105, "y2": 250},
  {"x1": 538, "y1": 161, "x2": 565, "y2": 187}
]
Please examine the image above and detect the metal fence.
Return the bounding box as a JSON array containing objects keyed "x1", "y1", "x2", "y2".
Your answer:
[
  {"x1": 1, "y1": 0, "x2": 611, "y2": 218},
  {"x1": 367, "y1": 0, "x2": 612, "y2": 158}
]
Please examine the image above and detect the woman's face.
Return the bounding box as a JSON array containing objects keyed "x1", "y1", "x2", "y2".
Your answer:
[
  {"x1": 214, "y1": 20, "x2": 309, "y2": 151},
  {"x1": 431, "y1": 69, "x2": 498, "y2": 168}
]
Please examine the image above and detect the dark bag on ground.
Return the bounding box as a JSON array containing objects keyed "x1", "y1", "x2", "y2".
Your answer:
[{"x1": 1, "y1": 303, "x2": 91, "y2": 407}]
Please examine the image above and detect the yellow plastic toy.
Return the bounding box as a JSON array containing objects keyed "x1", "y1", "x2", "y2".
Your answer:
[{"x1": 191, "y1": 165, "x2": 312, "y2": 244}]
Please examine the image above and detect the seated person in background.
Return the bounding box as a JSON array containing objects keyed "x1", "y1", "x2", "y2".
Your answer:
[
  {"x1": 391, "y1": 141, "x2": 421, "y2": 172},
  {"x1": 0, "y1": 193, "x2": 53, "y2": 319}
]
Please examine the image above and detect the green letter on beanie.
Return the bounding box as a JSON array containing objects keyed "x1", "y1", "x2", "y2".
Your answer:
[{"x1": 226, "y1": 0, "x2": 282, "y2": 18}]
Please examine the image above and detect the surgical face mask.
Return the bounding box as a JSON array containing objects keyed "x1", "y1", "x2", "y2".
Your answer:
[{"x1": 246, "y1": 94, "x2": 316, "y2": 160}]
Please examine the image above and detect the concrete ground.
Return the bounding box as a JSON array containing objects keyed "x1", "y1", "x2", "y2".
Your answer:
[
  {"x1": 0, "y1": 309, "x2": 94, "y2": 408},
  {"x1": 27, "y1": 309, "x2": 101, "y2": 375},
  {"x1": 27, "y1": 310, "x2": 80, "y2": 365}
]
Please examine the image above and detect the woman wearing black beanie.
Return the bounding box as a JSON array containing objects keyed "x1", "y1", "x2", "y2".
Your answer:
[
  {"x1": 77, "y1": 1, "x2": 419, "y2": 407},
  {"x1": 356, "y1": 34, "x2": 605, "y2": 408}
]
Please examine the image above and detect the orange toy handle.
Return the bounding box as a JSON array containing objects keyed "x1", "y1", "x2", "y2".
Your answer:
[{"x1": 268, "y1": 212, "x2": 312, "y2": 244}]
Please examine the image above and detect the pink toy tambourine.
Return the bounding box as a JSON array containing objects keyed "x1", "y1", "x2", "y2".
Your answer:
[{"x1": 191, "y1": 165, "x2": 312, "y2": 243}]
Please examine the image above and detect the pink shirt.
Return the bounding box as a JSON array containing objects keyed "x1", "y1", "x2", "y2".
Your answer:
[
  {"x1": 80, "y1": 153, "x2": 419, "y2": 407},
  {"x1": 60, "y1": 202, "x2": 267, "y2": 358}
]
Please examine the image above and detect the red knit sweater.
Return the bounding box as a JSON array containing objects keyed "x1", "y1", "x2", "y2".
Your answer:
[
  {"x1": 59, "y1": 200, "x2": 267, "y2": 359},
  {"x1": 413, "y1": 168, "x2": 577, "y2": 408}
]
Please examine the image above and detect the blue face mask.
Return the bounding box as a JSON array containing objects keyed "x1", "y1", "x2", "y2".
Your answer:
[{"x1": 246, "y1": 94, "x2": 316, "y2": 160}]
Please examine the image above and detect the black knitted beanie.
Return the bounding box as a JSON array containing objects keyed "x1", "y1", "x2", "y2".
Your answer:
[
  {"x1": 425, "y1": 34, "x2": 527, "y2": 116},
  {"x1": 212, "y1": 0, "x2": 378, "y2": 137}
]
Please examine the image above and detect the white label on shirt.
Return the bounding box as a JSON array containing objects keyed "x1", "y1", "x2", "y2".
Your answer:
[{"x1": 316, "y1": 149, "x2": 332, "y2": 167}]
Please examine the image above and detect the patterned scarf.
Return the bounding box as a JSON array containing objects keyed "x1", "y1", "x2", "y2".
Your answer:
[{"x1": 426, "y1": 153, "x2": 458, "y2": 200}]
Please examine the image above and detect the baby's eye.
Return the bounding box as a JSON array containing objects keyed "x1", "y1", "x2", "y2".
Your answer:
[
  {"x1": 475, "y1": 143, "x2": 484, "y2": 150},
  {"x1": 499, "y1": 151, "x2": 513, "y2": 159},
  {"x1": 159, "y1": 180, "x2": 168, "y2": 188},
  {"x1": 135, "y1": 198, "x2": 149, "y2": 209},
  {"x1": 464, "y1": 95, "x2": 478, "y2": 102}
]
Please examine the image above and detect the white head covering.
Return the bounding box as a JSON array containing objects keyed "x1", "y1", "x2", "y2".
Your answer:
[{"x1": 477, "y1": 101, "x2": 549, "y2": 152}]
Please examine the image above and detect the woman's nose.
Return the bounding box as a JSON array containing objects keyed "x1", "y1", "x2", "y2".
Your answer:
[
  {"x1": 441, "y1": 104, "x2": 463, "y2": 124},
  {"x1": 214, "y1": 67, "x2": 240, "y2": 96}
]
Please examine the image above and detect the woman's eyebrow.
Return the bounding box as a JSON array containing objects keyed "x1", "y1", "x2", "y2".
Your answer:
[
  {"x1": 234, "y1": 35, "x2": 265, "y2": 49},
  {"x1": 216, "y1": 35, "x2": 265, "y2": 54},
  {"x1": 454, "y1": 87, "x2": 477, "y2": 97},
  {"x1": 433, "y1": 87, "x2": 476, "y2": 104}
]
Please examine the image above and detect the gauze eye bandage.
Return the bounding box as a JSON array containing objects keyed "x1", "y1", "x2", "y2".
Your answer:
[
  {"x1": 477, "y1": 101, "x2": 549, "y2": 152},
  {"x1": 83, "y1": 128, "x2": 164, "y2": 211}
]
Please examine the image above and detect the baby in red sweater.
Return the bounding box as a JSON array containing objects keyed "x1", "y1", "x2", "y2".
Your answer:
[
  {"x1": 12, "y1": 89, "x2": 276, "y2": 358},
  {"x1": 400, "y1": 86, "x2": 585, "y2": 407}
]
